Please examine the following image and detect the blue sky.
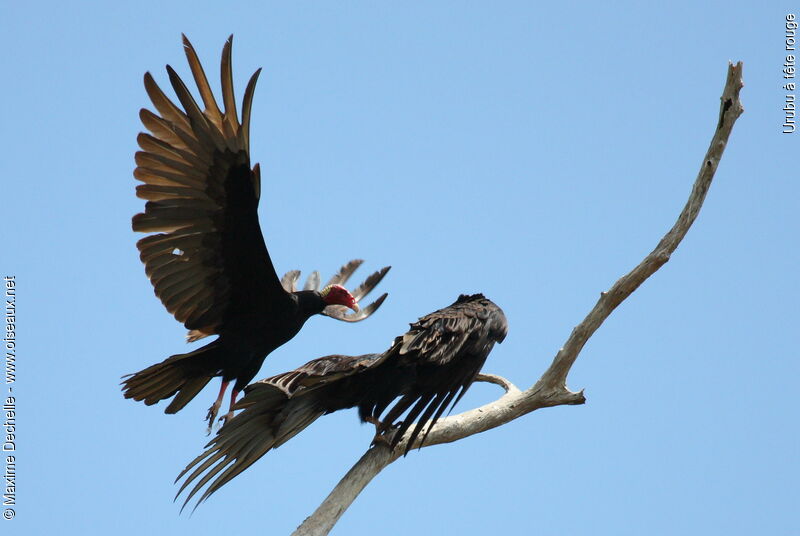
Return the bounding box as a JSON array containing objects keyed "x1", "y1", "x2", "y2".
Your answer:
[{"x1": 3, "y1": 2, "x2": 797, "y2": 535}]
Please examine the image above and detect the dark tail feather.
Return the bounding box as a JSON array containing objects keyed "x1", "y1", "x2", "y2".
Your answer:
[
  {"x1": 175, "y1": 383, "x2": 325, "y2": 510},
  {"x1": 122, "y1": 341, "x2": 222, "y2": 413},
  {"x1": 165, "y1": 376, "x2": 213, "y2": 413}
]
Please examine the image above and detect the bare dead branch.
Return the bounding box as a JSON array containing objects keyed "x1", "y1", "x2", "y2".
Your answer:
[
  {"x1": 539, "y1": 62, "x2": 744, "y2": 389},
  {"x1": 292, "y1": 62, "x2": 744, "y2": 536},
  {"x1": 475, "y1": 373, "x2": 520, "y2": 394}
]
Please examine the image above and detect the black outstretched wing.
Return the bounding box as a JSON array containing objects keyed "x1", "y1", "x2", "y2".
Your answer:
[
  {"x1": 133, "y1": 35, "x2": 292, "y2": 340},
  {"x1": 374, "y1": 294, "x2": 508, "y2": 454},
  {"x1": 279, "y1": 260, "x2": 391, "y2": 323},
  {"x1": 175, "y1": 353, "x2": 386, "y2": 510}
]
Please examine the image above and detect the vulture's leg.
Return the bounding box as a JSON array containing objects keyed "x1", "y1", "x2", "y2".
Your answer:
[
  {"x1": 205, "y1": 380, "x2": 229, "y2": 434},
  {"x1": 364, "y1": 415, "x2": 383, "y2": 432},
  {"x1": 217, "y1": 389, "x2": 240, "y2": 426},
  {"x1": 366, "y1": 416, "x2": 396, "y2": 448}
]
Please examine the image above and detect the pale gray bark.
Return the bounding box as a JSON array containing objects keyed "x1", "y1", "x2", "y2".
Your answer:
[{"x1": 293, "y1": 62, "x2": 744, "y2": 536}]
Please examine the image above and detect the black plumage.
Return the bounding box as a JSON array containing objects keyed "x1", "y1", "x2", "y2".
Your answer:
[
  {"x1": 175, "y1": 293, "x2": 507, "y2": 508},
  {"x1": 122, "y1": 35, "x2": 389, "y2": 427}
]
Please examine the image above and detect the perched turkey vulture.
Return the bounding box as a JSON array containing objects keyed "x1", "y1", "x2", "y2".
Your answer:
[
  {"x1": 175, "y1": 293, "x2": 507, "y2": 508},
  {"x1": 122, "y1": 35, "x2": 390, "y2": 430}
]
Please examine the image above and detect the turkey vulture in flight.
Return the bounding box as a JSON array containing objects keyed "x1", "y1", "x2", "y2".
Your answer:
[
  {"x1": 175, "y1": 294, "x2": 507, "y2": 508},
  {"x1": 122, "y1": 35, "x2": 390, "y2": 430}
]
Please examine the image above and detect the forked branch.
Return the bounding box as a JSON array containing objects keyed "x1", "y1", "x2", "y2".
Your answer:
[{"x1": 293, "y1": 62, "x2": 744, "y2": 536}]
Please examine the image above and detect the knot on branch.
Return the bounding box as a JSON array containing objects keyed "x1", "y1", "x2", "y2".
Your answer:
[{"x1": 538, "y1": 386, "x2": 586, "y2": 406}]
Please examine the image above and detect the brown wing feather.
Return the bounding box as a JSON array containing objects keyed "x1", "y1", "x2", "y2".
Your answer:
[
  {"x1": 258, "y1": 353, "x2": 387, "y2": 396},
  {"x1": 133, "y1": 35, "x2": 291, "y2": 337},
  {"x1": 175, "y1": 353, "x2": 386, "y2": 509},
  {"x1": 275, "y1": 261, "x2": 391, "y2": 324},
  {"x1": 375, "y1": 294, "x2": 508, "y2": 455}
]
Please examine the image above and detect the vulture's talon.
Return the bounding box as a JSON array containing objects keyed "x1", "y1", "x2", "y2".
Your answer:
[
  {"x1": 371, "y1": 433, "x2": 393, "y2": 449},
  {"x1": 205, "y1": 404, "x2": 220, "y2": 426},
  {"x1": 218, "y1": 411, "x2": 234, "y2": 426},
  {"x1": 363, "y1": 415, "x2": 384, "y2": 433}
]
